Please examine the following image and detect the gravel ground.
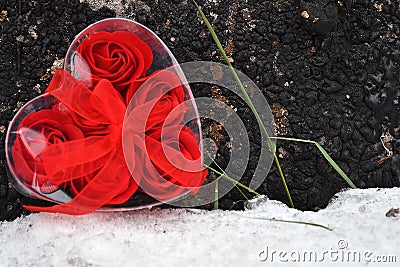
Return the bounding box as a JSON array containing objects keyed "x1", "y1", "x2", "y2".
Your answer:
[{"x1": 0, "y1": 0, "x2": 399, "y2": 220}]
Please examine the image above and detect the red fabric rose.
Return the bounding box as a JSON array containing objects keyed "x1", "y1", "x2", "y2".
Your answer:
[
  {"x1": 75, "y1": 31, "x2": 153, "y2": 92},
  {"x1": 143, "y1": 125, "x2": 207, "y2": 200},
  {"x1": 20, "y1": 70, "x2": 139, "y2": 215},
  {"x1": 125, "y1": 70, "x2": 187, "y2": 132},
  {"x1": 122, "y1": 117, "x2": 207, "y2": 200},
  {"x1": 12, "y1": 110, "x2": 85, "y2": 194}
]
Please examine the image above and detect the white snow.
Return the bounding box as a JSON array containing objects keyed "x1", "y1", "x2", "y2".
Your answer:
[{"x1": 0, "y1": 188, "x2": 399, "y2": 266}]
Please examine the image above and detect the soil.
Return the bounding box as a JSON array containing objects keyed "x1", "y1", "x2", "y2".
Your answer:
[{"x1": 0, "y1": 0, "x2": 399, "y2": 220}]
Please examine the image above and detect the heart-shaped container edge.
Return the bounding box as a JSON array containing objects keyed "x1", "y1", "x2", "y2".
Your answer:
[{"x1": 5, "y1": 18, "x2": 203, "y2": 212}]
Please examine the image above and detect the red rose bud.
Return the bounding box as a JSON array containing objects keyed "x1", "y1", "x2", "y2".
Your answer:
[
  {"x1": 75, "y1": 31, "x2": 153, "y2": 93},
  {"x1": 125, "y1": 69, "x2": 187, "y2": 132},
  {"x1": 124, "y1": 124, "x2": 208, "y2": 201},
  {"x1": 12, "y1": 110, "x2": 85, "y2": 194}
]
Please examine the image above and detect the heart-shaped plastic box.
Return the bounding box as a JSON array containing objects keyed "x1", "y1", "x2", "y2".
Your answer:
[{"x1": 6, "y1": 18, "x2": 203, "y2": 211}]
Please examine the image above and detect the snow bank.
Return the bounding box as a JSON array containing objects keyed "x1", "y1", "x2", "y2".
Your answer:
[{"x1": 0, "y1": 188, "x2": 399, "y2": 266}]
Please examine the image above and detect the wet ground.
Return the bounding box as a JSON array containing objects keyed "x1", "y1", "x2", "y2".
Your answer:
[{"x1": 0, "y1": 0, "x2": 399, "y2": 220}]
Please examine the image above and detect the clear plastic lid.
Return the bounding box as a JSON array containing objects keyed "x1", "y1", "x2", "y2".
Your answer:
[{"x1": 6, "y1": 18, "x2": 204, "y2": 212}]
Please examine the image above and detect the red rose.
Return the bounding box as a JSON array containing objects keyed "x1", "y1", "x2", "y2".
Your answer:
[
  {"x1": 126, "y1": 70, "x2": 187, "y2": 132},
  {"x1": 19, "y1": 70, "x2": 139, "y2": 215},
  {"x1": 12, "y1": 109, "x2": 85, "y2": 193},
  {"x1": 75, "y1": 31, "x2": 153, "y2": 92},
  {"x1": 128, "y1": 125, "x2": 208, "y2": 200}
]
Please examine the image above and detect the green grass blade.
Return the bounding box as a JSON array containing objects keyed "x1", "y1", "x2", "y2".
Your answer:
[
  {"x1": 314, "y1": 143, "x2": 357, "y2": 189},
  {"x1": 204, "y1": 164, "x2": 261, "y2": 196},
  {"x1": 194, "y1": 1, "x2": 274, "y2": 152},
  {"x1": 270, "y1": 137, "x2": 357, "y2": 189},
  {"x1": 273, "y1": 154, "x2": 293, "y2": 205},
  {"x1": 233, "y1": 183, "x2": 249, "y2": 201},
  {"x1": 209, "y1": 156, "x2": 249, "y2": 201},
  {"x1": 214, "y1": 178, "x2": 219, "y2": 210},
  {"x1": 243, "y1": 216, "x2": 332, "y2": 231},
  {"x1": 194, "y1": 1, "x2": 294, "y2": 208}
]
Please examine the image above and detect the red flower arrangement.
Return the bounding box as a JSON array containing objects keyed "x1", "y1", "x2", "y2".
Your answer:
[{"x1": 10, "y1": 30, "x2": 208, "y2": 215}]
